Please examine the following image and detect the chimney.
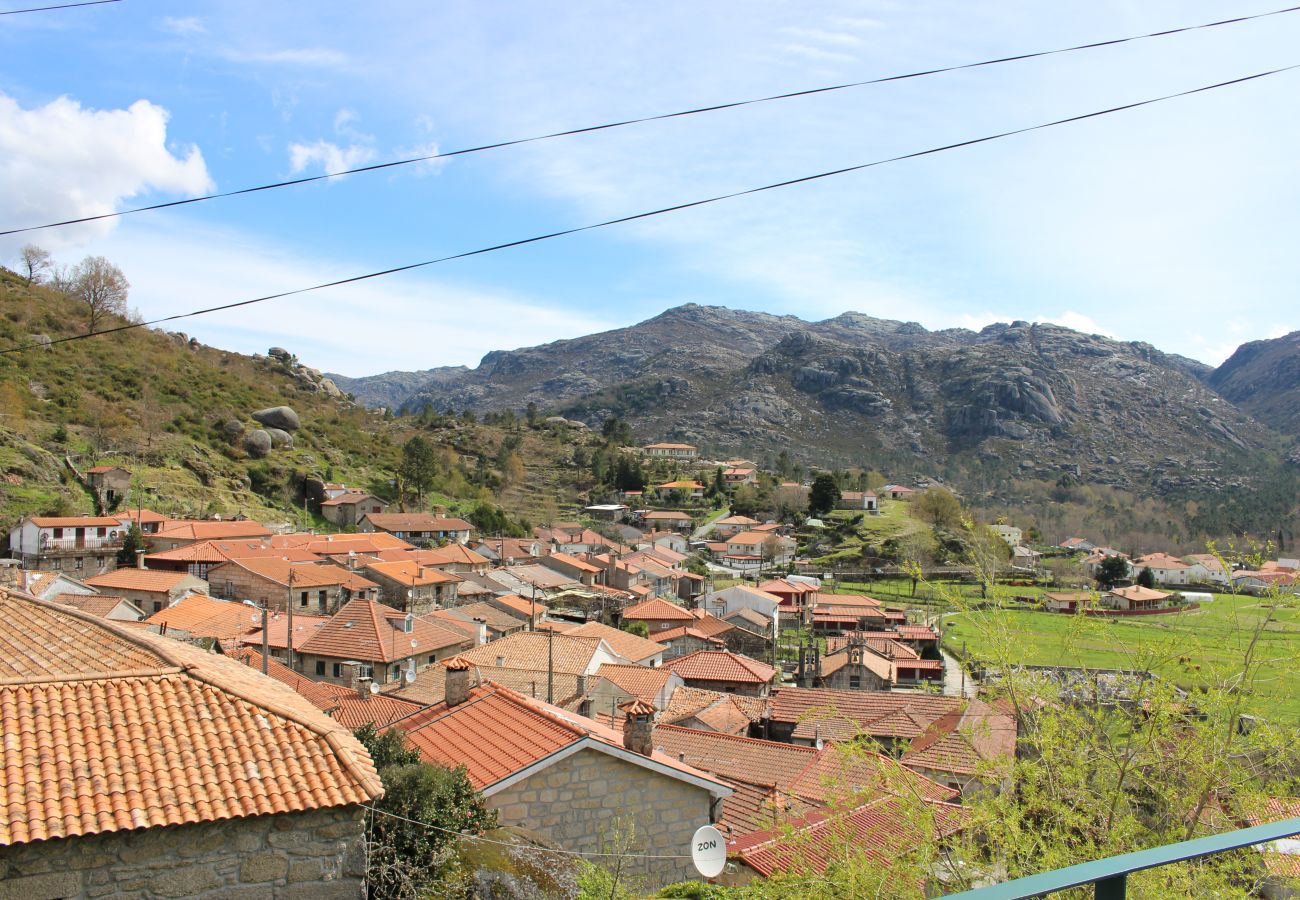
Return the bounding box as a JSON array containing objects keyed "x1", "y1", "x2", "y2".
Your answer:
[
  {"x1": 619, "y1": 699, "x2": 656, "y2": 756},
  {"x1": 444, "y1": 655, "x2": 473, "y2": 707},
  {"x1": 136, "y1": 548, "x2": 147, "y2": 569},
  {"x1": 355, "y1": 674, "x2": 372, "y2": 700}
]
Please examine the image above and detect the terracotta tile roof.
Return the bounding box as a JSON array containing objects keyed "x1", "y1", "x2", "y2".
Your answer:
[
  {"x1": 661, "y1": 686, "x2": 768, "y2": 726},
  {"x1": 85, "y1": 568, "x2": 206, "y2": 593},
  {"x1": 665, "y1": 650, "x2": 776, "y2": 685},
  {"x1": 716, "y1": 515, "x2": 760, "y2": 526},
  {"x1": 568, "y1": 621, "x2": 666, "y2": 663},
  {"x1": 545, "y1": 551, "x2": 602, "y2": 573},
  {"x1": 393, "y1": 678, "x2": 729, "y2": 796},
  {"x1": 362, "y1": 514, "x2": 473, "y2": 532},
  {"x1": 28, "y1": 515, "x2": 123, "y2": 528},
  {"x1": 373, "y1": 544, "x2": 489, "y2": 568},
  {"x1": 723, "y1": 607, "x2": 773, "y2": 630},
  {"x1": 436, "y1": 601, "x2": 526, "y2": 632},
  {"x1": 532, "y1": 619, "x2": 581, "y2": 633},
  {"x1": 151, "y1": 521, "x2": 274, "y2": 542},
  {"x1": 210, "y1": 557, "x2": 373, "y2": 589},
  {"x1": 592, "y1": 663, "x2": 675, "y2": 705},
  {"x1": 1133, "y1": 552, "x2": 1191, "y2": 569},
  {"x1": 642, "y1": 511, "x2": 692, "y2": 521},
  {"x1": 1107, "y1": 585, "x2": 1172, "y2": 603},
  {"x1": 297, "y1": 599, "x2": 470, "y2": 663},
  {"x1": 320, "y1": 492, "x2": 379, "y2": 507},
  {"x1": 622, "y1": 596, "x2": 694, "y2": 622},
  {"x1": 687, "y1": 610, "x2": 733, "y2": 636},
  {"x1": 655, "y1": 625, "x2": 727, "y2": 647},
  {"x1": 224, "y1": 647, "x2": 349, "y2": 709},
  {"x1": 239, "y1": 611, "x2": 330, "y2": 651},
  {"x1": 729, "y1": 796, "x2": 965, "y2": 877},
  {"x1": 461, "y1": 631, "x2": 603, "y2": 675},
  {"x1": 116, "y1": 508, "x2": 169, "y2": 525},
  {"x1": 361, "y1": 558, "x2": 462, "y2": 587},
  {"x1": 769, "y1": 687, "x2": 964, "y2": 743},
  {"x1": 145, "y1": 594, "x2": 261, "y2": 641},
  {"x1": 388, "y1": 660, "x2": 586, "y2": 709},
  {"x1": 0, "y1": 590, "x2": 382, "y2": 847},
  {"x1": 51, "y1": 593, "x2": 142, "y2": 620},
  {"x1": 900, "y1": 699, "x2": 1017, "y2": 777},
  {"x1": 815, "y1": 592, "x2": 882, "y2": 608},
  {"x1": 487, "y1": 594, "x2": 548, "y2": 619},
  {"x1": 715, "y1": 777, "x2": 811, "y2": 835},
  {"x1": 642, "y1": 443, "x2": 697, "y2": 450},
  {"x1": 691, "y1": 696, "x2": 760, "y2": 735},
  {"x1": 273, "y1": 532, "x2": 415, "y2": 554}
]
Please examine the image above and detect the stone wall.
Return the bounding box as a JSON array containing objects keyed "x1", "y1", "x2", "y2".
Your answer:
[
  {"x1": 0, "y1": 805, "x2": 367, "y2": 900},
  {"x1": 490, "y1": 746, "x2": 715, "y2": 887}
]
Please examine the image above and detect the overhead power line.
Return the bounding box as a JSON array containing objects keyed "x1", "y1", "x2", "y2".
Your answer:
[
  {"x1": 4, "y1": 63, "x2": 1296, "y2": 356},
  {"x1": 3, "y1": 4, "x2": 1298, "y2": 235},
  {"x1": 0, "y1": 0, "x2": 120, "y2": 15}
]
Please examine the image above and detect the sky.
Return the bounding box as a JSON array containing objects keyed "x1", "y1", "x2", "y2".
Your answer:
[{"x1": 0, "y1": 0, "x2": 1297, "y2": 376}]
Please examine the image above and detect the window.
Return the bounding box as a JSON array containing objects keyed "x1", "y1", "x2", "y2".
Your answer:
[
  {"x1": 154, "y1": 601, "x2": 163, "y2": 613},
  {"x1": 74, "y1": 557, "x2": 84, "y2": 570},
  {"x1": 427, "y1": 655, "x2": 436, "y2": 665},
  {"x1": 299, "y1": 593, "x2": 308, "y2": 608},
  {"x1": 315, "y1": 661, "x2": 325, "y2": 676},
  {"x1": 318, "y1": 590, "x2": 327, "y2": 606},
  {"x1": 849, "y1": 675, "x2": 861, "y2": 689},
  {"x1": 332, "y1": 663, "x2": 342, "y2": 678},
  {"x1": 52, "y1": 528, "x2": 63, "y2": 539},
  {"x1": 391, "y1": 664, "x2": 401, "y2": 681}
]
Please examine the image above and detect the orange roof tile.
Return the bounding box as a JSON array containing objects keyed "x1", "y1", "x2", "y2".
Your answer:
[
  {"x1": 297, "y1": 599, "x2": 470, "y2": 664},
  {"x1": 487, "y1": 594, "x2": 548, "y2": 619},
  {"x1": 85, "y1": 568, "x2": 206, "y2": 594},
  {"x1": 240, "y1": 611, "x2": 330, "y2": 651},
  {"x1": 655, "y1": 625, "x2": 728, "y2": 647},
  {"x1": 593, "y1": 663, "x2": 676, "y2": 704},
  {"x1": 145, "y1": 594, "x2": 261, "y2": 640},
  {"x1": 622, "y1": 596, "x2": 694, "y2": 622},
  {"x1": 362, "y1": 559, "x2": 462, "y2": 586},
  {"x1": 665, "y1": 650, "x2": 776, "y2": 685},
  {"x1": 546, "y1": 551, "x2": 602, "y2": 573},
  {"x1": 210, "y1": 557, "x2": 374, "y2": 589},
  {"x1": 0, "y1": 590, "x2": 382, "y2": 847},
  {"x1": 151, "y1": 521, "x2": 273, "y2": 541},
  {"x1": 362, "y1": 514, "x2": 473, "y2": 532},
  {"x1": 273, "y1": 532, "x2": 414, "y2": 554},
  {"x1": 568, "y1": 621, "x2": 666, "y2": 663},
  {"x1": 768, "y1": 687, "x2": 966, "y2": 743},
  {"x1": 50, "y1": 593, "x2": 142, "y2": 620},
  {"x1": 461, "y1": 631, "x2": 602, "y2": 675},
  {"x1": 661, "y1": 686, "x2": 769, "y2": 726},
  {"x1": 29, "y1": 515, "x2": 122, "y2": 528}
]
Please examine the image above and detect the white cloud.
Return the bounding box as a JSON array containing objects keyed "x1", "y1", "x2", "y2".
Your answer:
[
  {"x1": 287, "y1": 140, "x2": 376, "y2": 174},
  {"x1": 160, "y1": 16, "x2": 206, "y2": 36},
  {"x1": 0, "y1": 93, "x2": 212, "y2": 253},
  {"x1": 89, "y1": 218, "x2": 616, "y2": 375}
]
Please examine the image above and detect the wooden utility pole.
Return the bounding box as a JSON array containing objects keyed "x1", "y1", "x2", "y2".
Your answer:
[
  {"x1": 286, "y1": 567, "x2": 295, "y2": 672},
  {"x1": 547, "y1": 625, "x2": 554, "y2": 705},
  {"x1": 261, "y1": 603, "x2": 270, "y2": 675}
]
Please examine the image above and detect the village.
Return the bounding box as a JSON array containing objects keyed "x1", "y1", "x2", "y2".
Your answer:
[{"x1": 4, "y1": 440, "x2": 1299, "y2": 897}]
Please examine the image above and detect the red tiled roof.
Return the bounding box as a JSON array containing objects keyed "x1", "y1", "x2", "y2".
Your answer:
[
  {"x1": 661, "y1": 687, "x2": 768, "y2": 727},
  {"x1": 273, "y1": 532, "x2": 414, "y2": 554},
  {"x1": 592, "y1": 663, "x2": 675, "y2": 705},
  {"x1": 151, "y1": 521, "x2": 274, "y2": 541},
  {"x1": 145, "y1": 594, "x2": 261, "y2": 640},
  {"x1": 239, "y1": 611, "x2": 330, "y2": 651},
  {"x1": 665, "y1": 650, "x2": 776, "y2": 685},
  {"x1": 768, "y1": 687, "x2": 964, "y2": 743},
  {"x1": 655, "y1": 625, "x2": 727, "y2": 647},
  {"x1": 393, "y1": 679, "x2": 728, "y2": 795},
  {"x1": 86, "y1": 568, "x2": 205, "y2": 594},
  {"x1": 622, "y1": 596, "x2": 694, "y2": 622},
  {"x1": 362, "y1": 514, "x2": 473, "y2": 532},
  {"x1": 29, "y1": 516, "x2": 122, "y2": 528},
  {"x1": 461, "y1": 631, "x2": 602, "y2": 676},
  {"x1": 362, "y1": 559, "x2": 461, "y2": 586},
  {"x1": 546, "y1": 551, "x2": 602, "y2": 573},
  {"x1": 211, "y1": 557, "x2": 375, "y2": 589},
  {"x1": 320, "y1": 492, "x2": 380, "y2": 507},
  {"x1": 297, "y1": 599, "x2": 470, "y2": 663},
  {"x1": 51, "y1": 593, "x2": 141, "y2": 619},
  {"x1": 0, "y1": 591, "x2": 382, "y2": 847},
  {"x1": 568, "y1": 621, "x2": 666, "y2": 663}
]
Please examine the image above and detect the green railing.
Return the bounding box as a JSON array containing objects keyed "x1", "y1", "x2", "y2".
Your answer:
[{"x1": 944, "y1": 817, "x2": 1300, "y2": 899}]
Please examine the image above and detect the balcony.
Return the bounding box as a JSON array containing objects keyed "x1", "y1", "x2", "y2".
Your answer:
[{"x1": 33, "y1": 537, "x2": 124, "y2": 554}]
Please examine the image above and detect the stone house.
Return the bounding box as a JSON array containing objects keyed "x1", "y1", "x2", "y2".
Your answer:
[
  {"x1": 84, "y1": 567, "x2": 210, "y2": 615},
  {"x1": 295, "y1": 597, "x2": 473, "y2": 687},
  {"x1": 207, "y1": 556, "x2": 379, "y2": 615},
  {"x1": 358, "y1": 513, "x2": 474, "y2": 545},
  {"x1": 622, "y1": 595, "x2": 697, "y2": 635},
  {"x1": 7, "y1": 515, "x2": 126, "y2": 575},
  {"x1": 664, "y1": 650, "x2": 778, "y2": 697},
  {"x1": 320, "y1": 491, "x2": 389, "y2": 527},
  {"x1": 0, "y1": 589, "x2": 382, "y2": 900},
  {"x1": 144, "y1": 520, "x2": 274, "y2": 552},
  {"x1": 393, "y1": 660, "x2": 731, "y2": 887},
  {"x1": 359, "y1": 558, "x2": 462, "y2": 614},
  {"x1": 835, "y1": 491, "x2": 879, "y2": 513},
  {"x1": 539, "y1": 550, "x2": 604, "y2": 586},
  {"x1": 584, "y1": 663, "x2": 685, "y2": 721},
  {"x1": 84, "y1": 464, "x2": 131, "y2": 507}
]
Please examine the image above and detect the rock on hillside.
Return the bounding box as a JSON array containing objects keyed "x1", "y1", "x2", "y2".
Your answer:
[{"x1": 1209, "y1": 331, "x2": 1300, "y2": 438}]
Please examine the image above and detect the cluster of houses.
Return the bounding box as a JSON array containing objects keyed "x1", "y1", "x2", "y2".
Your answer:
[
  {"x1": 1058, "y1": 536, "x2": 1299, "y2": 597},
  {"x1": 1, "y1": 489, "x2": 989, "y2": 890}
]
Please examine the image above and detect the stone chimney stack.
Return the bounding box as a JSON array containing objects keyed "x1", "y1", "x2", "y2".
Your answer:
[
  {"x1": 619, "y1": 699, "x2": 656, "y2": 756},
  {"x1": 355, "y1": 675, "x2": 372, "y2": 700},
  {"x1": 444, "y1": 655, "x2": 473, "y2": 707}
]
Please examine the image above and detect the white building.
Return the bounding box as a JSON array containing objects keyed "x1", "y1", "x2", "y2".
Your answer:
[{"x1": 990, "y1": 524, "x2": 1022, "y2": 547}]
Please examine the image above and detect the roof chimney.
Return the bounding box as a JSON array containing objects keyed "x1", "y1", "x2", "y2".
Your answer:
[
  {"x1": 444, "y1": 655, "x2": 473, "y2": 707},
  {"x1": 619, "y1": 698, "x2": 656, "y2": 756},
  {"x1": 355, "y1": 674, "x2": 372, "y2": 700}
]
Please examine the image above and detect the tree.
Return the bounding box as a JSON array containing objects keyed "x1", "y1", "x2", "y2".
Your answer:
[
  {"x1": 525, "y1": 401, "x2": 540, "y2": 427},
  {"x1": 807, "y1": 473, "x2": 840, "y2": 518},
  {"x1": 1136, "y1": 565, "x2": 1156, "y2": 588},
  {"x1": 69, "y1": 256, "x2": 129, "y2": 333},
  {"x1": 912, "y1": 487, "x2": 964, "y2": 529},
  {"x1": 621, "y1": 619, "x2": 649, "y2": 638},
  {"x1": 116, "y1": 522, "x2": 143, "y2": 567},
  {"x1": 399, "y1": 436, "x2": 437, "y2": 505},
  {"x1": 18, "y1": 244, "x2": 52, "y2": 286},
  {"x1": 354, "y1": 725, "x2": 497, "y2": 900},
  {"x1": 601, "y1": 417, "x2": 633, "y2": 446},
  {"x1": 1096, "y1": 555, "x2": 1129, "y2": 588}
]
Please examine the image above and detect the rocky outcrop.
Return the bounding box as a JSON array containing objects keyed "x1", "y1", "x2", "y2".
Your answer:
[
  {"x1": 265, "y1": 428, "x2": 294, "y2": 448},
  {"x1": 244, "y1": 429, "x2": 272, "y2": 459},
  {"x1": 1209, "y1": 331, "x2": 1300, "y2": 437},
  {"x1": 252, "y1": 406, "x2": 300, "y2": 432}
]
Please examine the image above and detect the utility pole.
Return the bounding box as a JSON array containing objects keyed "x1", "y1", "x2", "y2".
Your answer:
[
  {"x1": 286, "y1": 567, "x2": 295, "y2": 673},
  {"x1": 261, "y1": 603, "x2": 270, "y2": 675},
  {"x1": 547, "y1": 625, "x2": 554, "y2": 705}
]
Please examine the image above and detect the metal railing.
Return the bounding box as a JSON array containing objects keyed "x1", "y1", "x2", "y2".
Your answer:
[
  {"x1": 32, "y1": 537, "x2": 124, "y2": 553},
  {"x1": 943, "y1": 817, "x2": 1300, "y2": 899}
]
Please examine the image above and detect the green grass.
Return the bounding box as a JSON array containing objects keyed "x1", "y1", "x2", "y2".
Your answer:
[{"x1": 943, "y1": 592, "x2": 1300, "y2": 723}]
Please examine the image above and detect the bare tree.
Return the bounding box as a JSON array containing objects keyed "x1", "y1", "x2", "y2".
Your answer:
[
  {"x1": 18, "y1": 245, "x2": 52, "y2": 286},
  {"x1": 70, "y1": 256, "x2": 129, "y2": 333}
]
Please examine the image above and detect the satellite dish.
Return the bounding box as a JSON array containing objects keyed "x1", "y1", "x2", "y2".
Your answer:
[
  {"x1": 405, "y1": 670, "x2": 417, "y2": 684},
  {"x1": 368, "y1": 682, "x2": 380, "y2": 695},
  {"x1": 690, "y1": 824, "x2": 726, "y2": 878}
]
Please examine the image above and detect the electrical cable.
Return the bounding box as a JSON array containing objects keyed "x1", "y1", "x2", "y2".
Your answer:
[
  {"x1": 4, "y1": 63, "x2": 1295, "y2": 356},
  {"x1": 0, "y1": 0, "x2": 119, "y2": 14},
  {"x1": 360, "y1": 803, "x2": 694, "y2": 859},
  {"x1": 2, "y1": 3, "x2": 1297, "y2": 235}
]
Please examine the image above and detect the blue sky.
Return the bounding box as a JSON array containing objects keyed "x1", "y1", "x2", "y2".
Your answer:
[{"x1": 1, "y1": 1, "x2": 1297, "y2": 376}]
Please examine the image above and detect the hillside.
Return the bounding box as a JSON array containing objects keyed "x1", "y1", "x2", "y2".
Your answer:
[
  {"x1": 0, "y1": 268, "x2": 595, "y2": 530},
  {"x1": 1209, "y1": 330, "x2": 1300, "y2": 439},
  {"x1": 328, "y1": 304, "x2": 1300, "y2": 539}
]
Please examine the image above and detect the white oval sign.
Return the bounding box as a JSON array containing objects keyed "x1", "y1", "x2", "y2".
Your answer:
[{"x1": 691, "y1": 824, "x2": 726, "y2": 878}]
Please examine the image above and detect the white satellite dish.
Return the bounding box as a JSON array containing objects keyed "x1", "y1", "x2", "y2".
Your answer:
[
  {"x1": 368, "y1": 682, "x2": 380, "y2": 695},
  {"x1": 690, "y1": 824, "x2": 726, "y2": 878}
]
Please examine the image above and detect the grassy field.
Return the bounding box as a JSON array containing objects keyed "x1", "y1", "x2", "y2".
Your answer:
[{"x1": 943, "y1": 592, "x2": 1300, "y2": 723}]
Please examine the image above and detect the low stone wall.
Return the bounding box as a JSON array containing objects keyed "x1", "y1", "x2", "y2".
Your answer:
[
  {"x1": 0, "y1": 805, "x2": 366, "y2": 900},
  {"x1": 1083, "y1": 602, "x2": 1200, "y2": 617}
]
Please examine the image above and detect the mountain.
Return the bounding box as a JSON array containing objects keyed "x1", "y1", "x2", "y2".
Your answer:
[
  {"x1": 1209, "y1": 331, "x2": 1300, "y2": 438},
  {"x1": 329, "y1": 365, "x2": 470, "y2": 410}
]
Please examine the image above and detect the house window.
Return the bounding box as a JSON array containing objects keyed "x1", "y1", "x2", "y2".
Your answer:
[
  {"x1": 154, "y1": 601, "x2": 163, "y2": 613},
  {"x1": 52, "y1": 528, "x2": 63, "y2": 539},
  {"x1": 390, "y1": 664, "x2": 401, "y2": 681},
  {"x1": 74, "y1": 557, "x2": 83, "y2": 570},
  {"x1": 849, "y1": 675, "x2": 861, "y2": 689},
  {"x1": 332, "y1": 663, "x2": 342, "y2": 678},
  {"x1": 318, "y1": 589, "x2": 327, "y2": 607},
  {"x1": 299, "y1": 592, "x2": 308, "y2": 608},
  {"x1": 315, "y1": 661, "x2": 325, "y2": 676},
  {"x1": 427, "y1": 654, "x2": 436, "y2": 664}
]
